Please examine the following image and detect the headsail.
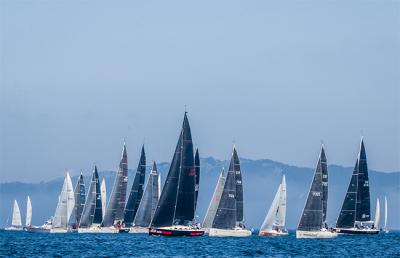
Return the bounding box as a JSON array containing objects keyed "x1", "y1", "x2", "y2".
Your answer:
[
  {"x1": 337, "y1": 138, "x2": 372, "y2": 228},
  {"x1": 80, "y1": 167, "x2": 100, "y2": 227},
  {"x1": 212, "y1": 148, "x2": 240, "y2": 230},
  {"x1": 384, "y1": 196, "x2": 388, "y2": 231},
  {"x1": 151, "y1": 113, "x2": 196, "y2": 227},
  {"x1": 102, "y1": 143, "x2": 129, "y2": 227},
  {"x1": 203, "y1": 169, "x2": 226, "y2": 229},
  {"x1": 374, "y1": 198, "x2": 380, "y2": 229},
  {"x1": 260, "y1": 175, "x2": 286, "y2": 231},
  {"x1": 298, "y1": 145, "x2": 326, "y2": 231},
  {"x1": 73, "y1": 174, "x2": 86, "y2": 226},
  {"x1": 133, "y1": 161, "x2": 160, "y2": 227},
  {"x1": 11, "y1": 200, "x2": 22, "y2": 227},
  {"x1": 101, "y1": 177, "x2": 107, "y2": 219},
  {"x1": 53, "y1": 173, "x2": 75, "y2": 228},
  {"x1": 194, "y1": 148, "x2": 200, "y2": 210},
  {"x1": 26, "y1": 196, "x2": 32, "y2": 227},
  {"x1": 123, "y1": 145, "x2": 146, "y2": 227}
]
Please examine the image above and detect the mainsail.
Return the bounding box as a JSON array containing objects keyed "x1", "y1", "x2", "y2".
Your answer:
[
  {"x1": 133, "y1": 161, "x2": 160, "y2": 227},
  {"x1": 123, "y1": 145, "x2": 146, "y2": 227},
  {"x1": 298, "y1": 145, "x2": 326, "y2": 231},
  {"x1": 79, "y1": 166, "x2": 102, "y2": 227},
  {"x1": 336, "y1": 139, "x2": 372, "y2": 228},
  {"x1": 73, "y1": 174, "x2": 86, "y2": 225},
  {"x1": 11, "y1": 200, "x2": 22, "y2": 227},
  {"x1": 374, "y1": 198, "x2": 380, "y2": 229},
  {"x1": 212, "y1": 148, "x2": 242, "y2": 230},
  {"x1": 101, "y1": 177, "x2": 107, "y2": 219},
  {"x1": 26, "y1": 196, "x2": 32, "y2": 227},
  {"x1": 384, "y1": 196, "x2": 388, "y2": 231},
  {"x1": 203, "y1": 169, "x2": 226, "y2": 229},
  {"x1": 194, "y1": 148, "x2": 200, "y2": 210},
  {"x1": 102, "y1": 144, "x2": 128, "y2": 227},
  {"x1": 151, "y1": 113, "x2": 196, "y2": 227},
  {"x1": 260, "y1": 175, "x2": 287, "y2": 231},
  {"x1": 53, "y1": 173, "x2": 75, "y2": 228}
]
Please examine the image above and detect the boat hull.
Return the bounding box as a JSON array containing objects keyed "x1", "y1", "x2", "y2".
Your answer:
[
  {"x1": 78, "y1": 227, "x2": 119, "y2": 234},
  {"x1": 259, "y1": 229, "x2": 288, "y2": 236},
  {"x1": 4, "y1": 226, "x2": 23, "y2": 231},
  {"x1": 336, "y1": 228, "x2": 379, "y2": 235},
  {"x1": 209, "y1": 228, "x2": 252, "y2": 237},
  {"x1": 128, "y1": 227, "x2": 149, "y2": 234},
  {"x1": 149, "y1": 226, "x2": 204, "y2": 237},
  {"x1": 25, "y1": 227, "x2": 50, "y2": 233},
  {"x1": 296, "y1": 230, "x2": 338, "y2": 238}
]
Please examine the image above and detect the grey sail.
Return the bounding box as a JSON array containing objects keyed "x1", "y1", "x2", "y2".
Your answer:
[
  {"x1": 102, "y1": 144, "x2": 128, "y2": 227},
  {"x1": 151, "y1": 113, "x2": 196, "y2": 227},
  {"x1": 123, "y1": 145, "x2": 146, "y2": 227},
  {"x1": 73, "y1": 174, "x2": 86, "y2": 226},
  {"x1": 133, "y1": 161, "x2": 160, "y2": 227},
  {"x1": 194, "y1": 148, "x2": 200, "y2": 211},
  {"x1": 321, "y1": 146, "x2": 328, "y2": 225},
  {"x1": 298, "y1": 145, "x2": 325, "y2": 231},
  {"x1": 203, "y1": 169, "x2": 226, "y2": 229},
  {"x1": 79, "y1": 167, "x2": 100, "y2": 227},
  {"x1": 212, "y1": 149, "x2": 238, "y2": 229},
  {"x1": 233, "y1": 148, "x2": 244, "y2": 223},
  {"x1": 336, "y1": 139, "x2": 371, "y2": 228}
]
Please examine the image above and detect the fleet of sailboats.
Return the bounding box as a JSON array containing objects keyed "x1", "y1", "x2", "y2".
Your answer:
[{"x1": 3, "y1": 114, "x2": 391, "y2": 237}]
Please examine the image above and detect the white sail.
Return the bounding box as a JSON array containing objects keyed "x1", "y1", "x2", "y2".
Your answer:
[
  {"x1": 276, "y1": 175, "x2": 287, "y2": 226},
  {"x1": 374, "y1": 198, "x2": 380, "y2": 229},
  {"x1": 26, "y1": 196, "x2": 32, "y2": 227},
  {"x1": 202, "y1": 169, "x2": 226, "y2": 229},
  {"x1": 11, "y1": 200, "x2": 22, "y2": 227},
  {"x1": 384, "y1": 196, "x2": 388, "y2": 231},
  {"x1": 260, "y1": 184, "x2": 281, "y2": 231},
  {"x1": 101, "y1": 178, "x2": 107, "y2": 219},
  {"x1": 53, "y1": 173, "x2": 75, "y2": 228}
]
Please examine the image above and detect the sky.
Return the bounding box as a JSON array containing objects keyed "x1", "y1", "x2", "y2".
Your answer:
[{"x1": 0, "y1": 0, "x2": 399, "y2": 182}]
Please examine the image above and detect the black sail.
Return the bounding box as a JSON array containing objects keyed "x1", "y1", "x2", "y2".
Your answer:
[
  {"x1": 298, "y1": 146, "x2": 324, "y2": 231},
  {"x1": 320, "y1": 146, "x2": 328, "y2": 225},
  {"x1": 74, "y1": 174, "x2": 86, "y2": 225},
  {"x1": 123, "y1": 145, "x2": 146, "y2": 227},
  {"x1": 212, "y1": 150, "x2": 237, "y2": 229},
  {"x1": 151, "y1": 113, "x2": 196, "y2": 227},
  {"x1": 102, "y1": 144, "x2": 128, "y2": 227},
  {"x1": 93, "y1": 167, "x2": 103, "y2": 224},
  {"x1": 133, "y1": 161, "x2": 160, "y2": 227},
  {"x1": 232, "y1": 148, "x2": 244, "y2": 223},
  {"x1": 194, "y1": 148, "x2": 200, "y2": 210},
  {"x1": 79, "y1": 167, "x2": 100, "y2": 227},
  {"x1": 356, "y1": 139, "x2": 371, "y2": 222},
  {"x1": 336, "y1": 161, "x2": 358, "y2": 228}
]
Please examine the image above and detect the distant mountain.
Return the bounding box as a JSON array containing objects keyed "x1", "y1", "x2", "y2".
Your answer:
[{"x1": 1, "y1": 157, "x2": 399, "y2": 229}]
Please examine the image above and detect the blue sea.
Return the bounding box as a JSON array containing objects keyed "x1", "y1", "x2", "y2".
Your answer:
[{"x1": 0, "y1": 230, "x2": 399, "y2": 257}]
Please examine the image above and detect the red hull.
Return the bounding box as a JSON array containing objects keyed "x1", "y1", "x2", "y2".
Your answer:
[{"x1": 149, "y1": 228, "x2": 204, "y2": 237}]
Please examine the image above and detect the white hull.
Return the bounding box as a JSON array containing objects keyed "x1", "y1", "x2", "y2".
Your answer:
[
  {"x1": 209, "y1": 227, "x2": 251, "y2": 237},
  {"x1": 4, "y1": 226, "x2": 23, "y2": 231},
  {"x1": 259, "y1": 229, "x2": 289, "y2": 236},
  {"x1": 78, "y1": 227, "x2": 118, "y2": 234},
  {"x1": 296, "y1": 230, "x2": 338, "y2": 238},
  {"x1": 128, "y1": 227, "x2": 148, "y2": 234},
  {"x1": 50, "y1": 228, "x2": 69, "y2": 233}
]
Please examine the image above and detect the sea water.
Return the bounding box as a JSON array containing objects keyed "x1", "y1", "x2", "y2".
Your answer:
[{"x1": 0, "y1": 230, "x2": 399, "y2": 257}]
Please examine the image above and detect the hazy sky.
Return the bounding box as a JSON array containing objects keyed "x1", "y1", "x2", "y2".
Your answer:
[{"x1": 1, "y1": 0, "x2": 399, "y2": 182}]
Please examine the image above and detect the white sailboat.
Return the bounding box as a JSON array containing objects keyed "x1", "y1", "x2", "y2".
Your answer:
[
  {"x1": 25, "y1": 196, "x2": 32, "y2": 228},
  {"x1": 5, "y1": 200, "x2": 23, "y2": 231},
  {"x1": 101, "y1": 177, "x2": 107, "y2": 220},
  {"x1": 384, "y1": 196, "x2": 389, "y2": 233},
  {"x1": 374, "y1": 198, "x2": 380, "y2": 230},
  {"x1": 296, "y1": 144, "x2": 337, "y2": 238},
  {"x1": 50, "y1": 172, "x2": 75, "y2": 233},
  {"x1": 259, "y1": 175, "x2": 288, "y2": 236}
]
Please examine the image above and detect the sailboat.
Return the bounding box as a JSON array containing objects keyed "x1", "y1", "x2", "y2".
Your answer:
[
  {"x1": 5, "y1": 200, "x2": 23, "y2": 231},
  {"x1": 259, "y1": 175, "x2": 288, "y2": 236},
  {"x1": 129, "y1": 161, "x2": 161, "y2": 233},
  {"x1": 149, "y1": 113, "x2": 204, "y2": 236},
  {"x1": 100, "y1": 143, "x2": 129, "y2": 233},
  {"x1": 335, "y1": 138, "x2": 379, "y2": 234},
  {"x1": 122, "y1": 145, "x2": 147, "y2": 232},
  {"x1": 296, "y1": 144, "x2": 337, "y2": 238},
  {"x1": 384, "y1": 196, "x2": 389, "y2": 233},
  {"x1": 208, "y1": 147, "x2": 252, "y2": 237},
  {"x1": 202, "y1": 168, "x2": 226, "y2": 233},
  {"x1": 374, "y1": 198, "x2": 380, "y2": 230},
  {"x1": 70, "y1": 173, "x2": 85, "y2": 229},
  {"x1": 24, "y1": 196, "x2": 32, "y2": 229},
  {"x1": 101, "y1": 177, "x2": 107, "y2": 220},
  {"x1": 50, "y1": 172, "x2": 75, "y2": 233},
  {"x1": 78, "y1": 166, "x2": 104, "y2": 233}
]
